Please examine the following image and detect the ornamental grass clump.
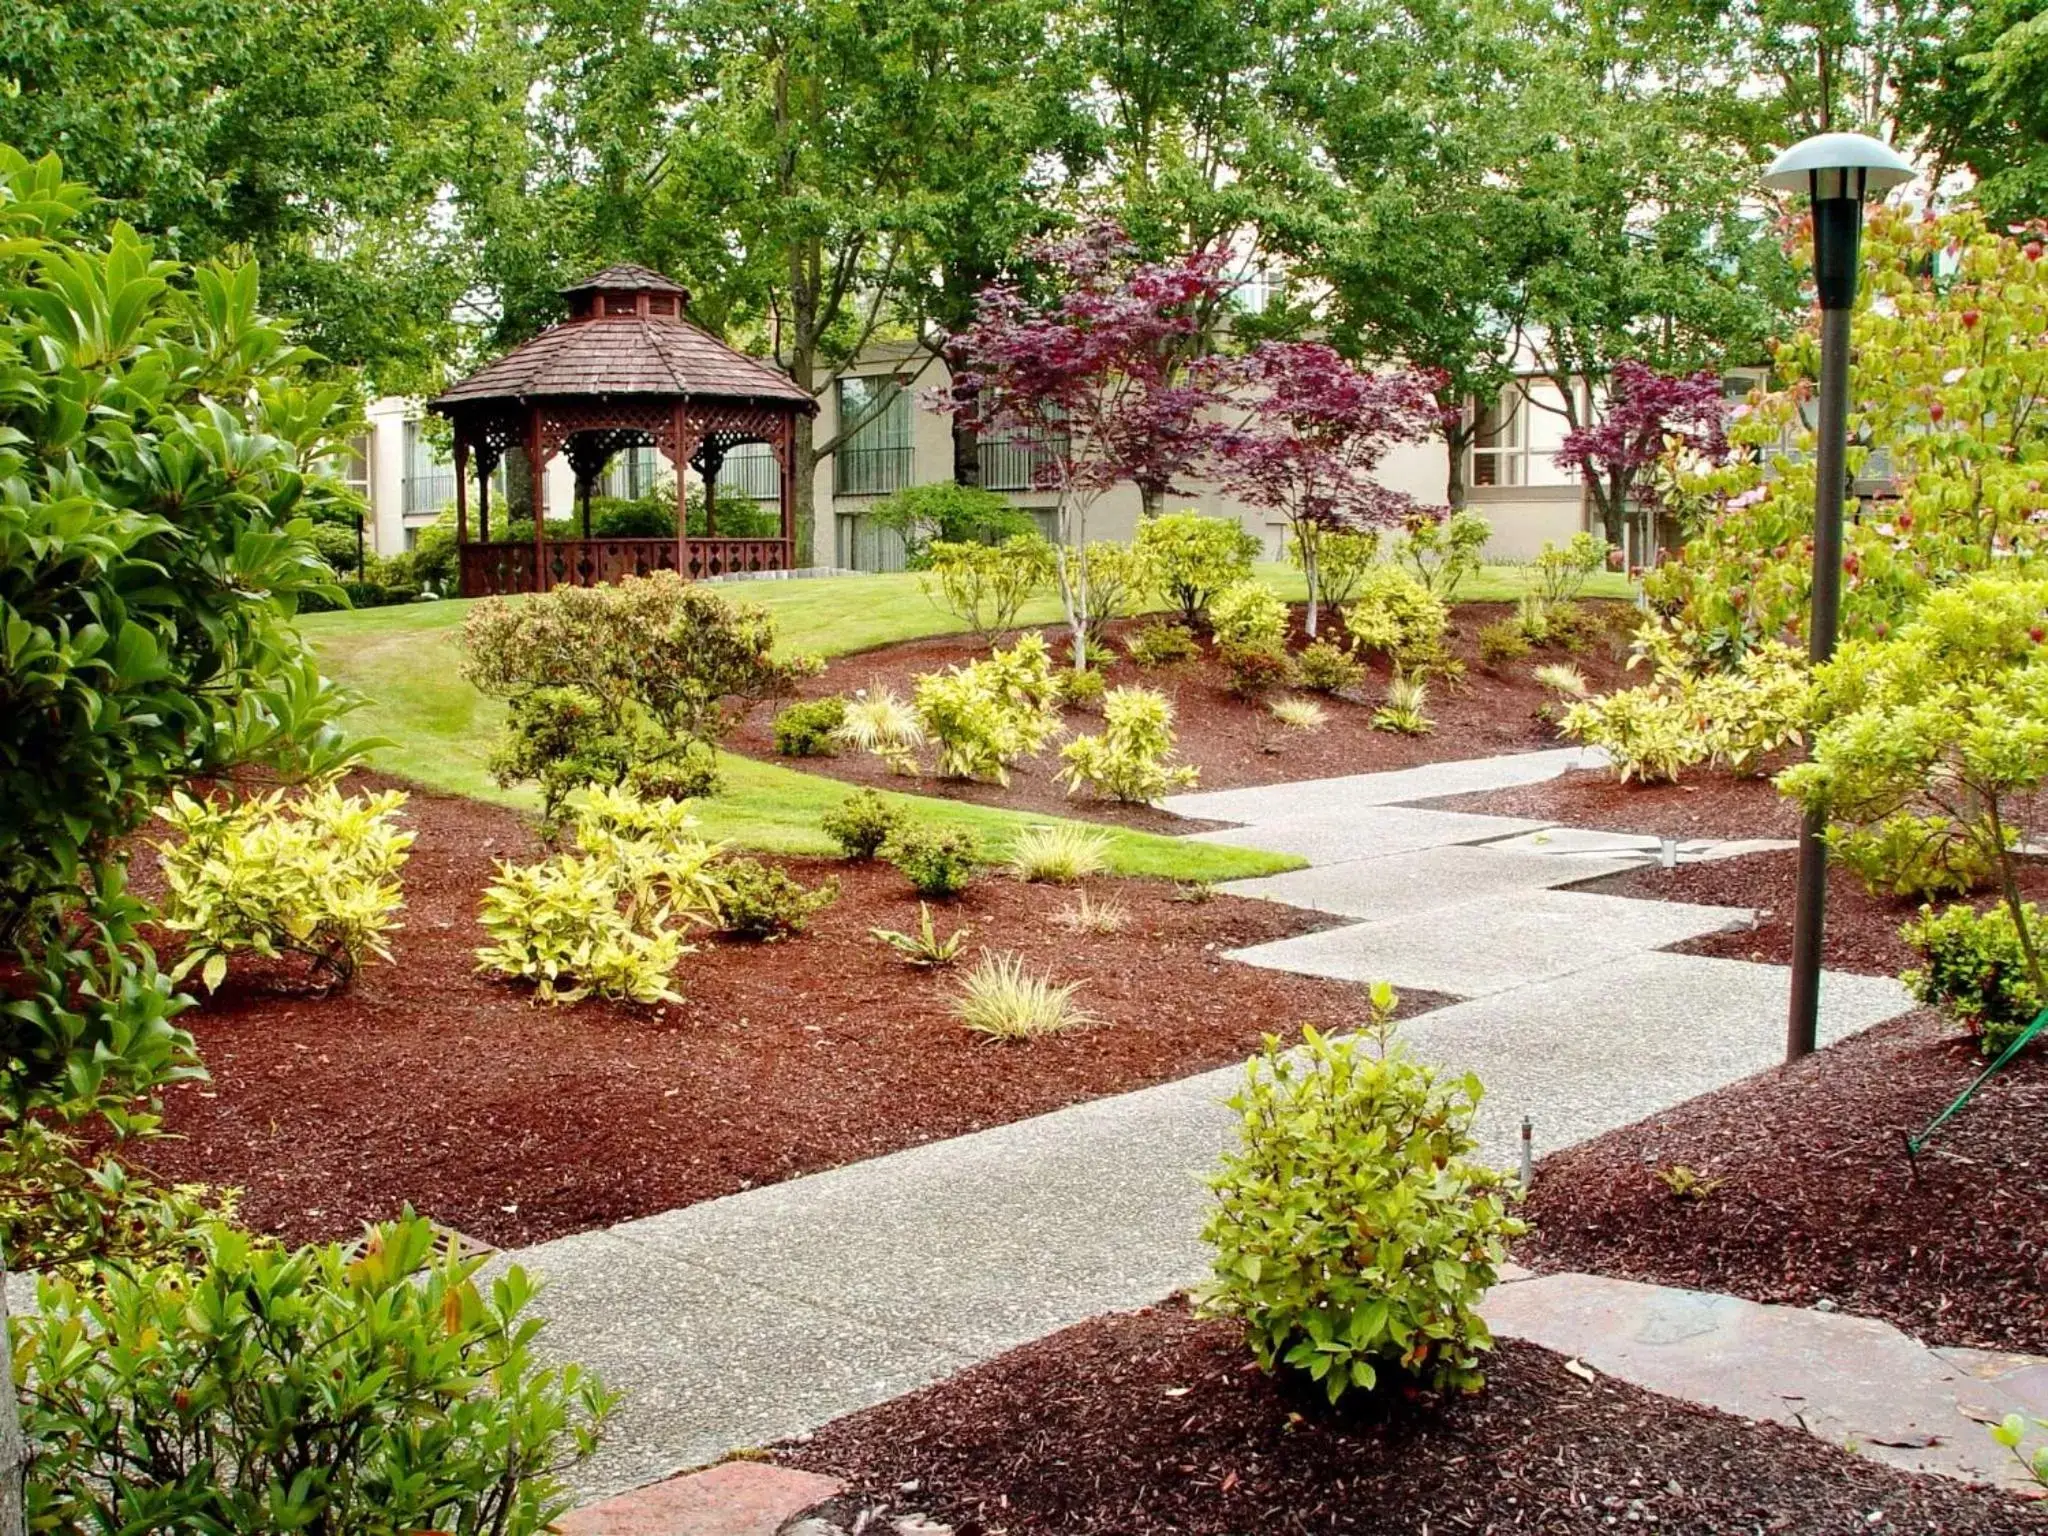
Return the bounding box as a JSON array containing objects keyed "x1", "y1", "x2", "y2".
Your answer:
[
  {"x1": 1269, "y1": 695, "x2": 1328, "y2": 732},
  {"x1": 152, "y1": 782, "x2": 414, "y2": 995},
  {"x1": 1198, "y1": 1022, "x2": 1523, "y2": 1403},
  {"x1": 1006, "y1": 822, "x2": 1113, "y2": 883},
  {"x1": 952, "y1": 952, "x2": 1096, "y2": 1040},
  {"x1": 1058, "y1": 686, "x2": 1200, "y2": 802},
  {"x1": 833, "y1": 687, "x2": 925, "y2": 774}
]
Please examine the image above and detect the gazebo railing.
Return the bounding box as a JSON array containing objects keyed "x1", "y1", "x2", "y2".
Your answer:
[{"x1": 458, "y1": 537, "x2": 792, "y2": 598}]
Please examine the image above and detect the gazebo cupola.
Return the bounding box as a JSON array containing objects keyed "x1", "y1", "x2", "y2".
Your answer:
[{"x1": 431, "y1": 262, "x2": 815, "y2": 597}]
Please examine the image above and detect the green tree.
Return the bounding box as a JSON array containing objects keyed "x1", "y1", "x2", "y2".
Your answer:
[{"x1": 1901, "y1": 0, "x2": 2048, "y2": 220}]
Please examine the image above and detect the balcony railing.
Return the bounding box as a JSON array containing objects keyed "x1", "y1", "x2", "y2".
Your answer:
[
  {"x1": 403, "y1": 468, "x2": 456, "y2": 517},
  {"x1": 982, "y1": 433, "x2": 1067, "y2": 493},
  {"x1": 833, "y1": 444, "x2": 912, "y2": 497}
]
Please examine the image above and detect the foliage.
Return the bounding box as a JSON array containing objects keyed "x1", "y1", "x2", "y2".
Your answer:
[
  {"x1": 869, "y1": 484, "x2": 1037, "y2": 568},
  {"x1": 1372, "y1": 672, "x2": 1434, "y2": 736},
  {"x1": 774, "y1": 696, "x2": 848, "y2": 757},
  {"x1": 920, "y1": 535, "x2": 1055, "y2": 645},
  {"x1": 1076, "y1": 540, "x2": 1155, "y2": 650},
  {"x1": 1292, "y1": 640, "x2": 1365, "y2": 694},
  {"x1": 1208, "y1": 582, "x2": 1290, "y2": 650},
  {"x1": 913, "y1": 631, "x2": 1064, "y2": 784},
  {"x1": 1534, "y1": 532, "x2": 1611, "y2": 605},
  {"x1": 1995, "y1": 1410, "x2": 2048, "y2": 1491},
  {"x1": 1556, "y1": 363, "x2": 1729, "y2": 547},
  {"x1": 16, "y1": 1214, "x2": 611, "y2": 1533},
  {"x1": 1005, "y1": 823, "x2": 1112, "y2": 884},
  {"x1": 882, "y1": 823, "x2": 986, "y2": 900},
  {"x1": 1125, "y1": 620, "x2": 1203, "y2": 668},
  {"x1": 1342, "y1": 568, "x2": 1449, "y2": 664},
  {"x1": 833, "y1": 687, "x2": 926, "y2": 775},
  {"x1": 1058, "y1": 687, "x2": 1201, "y2": 802},
  {"x1": 951, "y1": 951, "x2": 1095, "y2": 1040},
  {"x1": 1051, "y1": 890, "x2": 1129, "y2": 935},
  {"x1": 0, "y1": 1120, "x2": 229, "y2": 1275},
  {"x1": 820, "y1": 789, "x2": 909, "y2": 860},
  {"x1": 1134, "y1": 511, "x2": 1261, "y2": 627},
  {"x1": 1477, "y1": 620, "x2": 1532, "y2": 667},
  {"x1": 1056, "y1": 666, "x2": 1108, "y2": 708},
  {"x1": 1541, "y1": 601, "x2": 1602, "y2": 654},
  {"x1": 1313, "y1": 527, "x2": 1385, "y2": 613},
  {"x1": 152, "y1": 783, "x2": 413, "y2": 995},
  {"x1": 1563, "y1": 635, "x2": 1808, "y2": 784},
  {"x1": 1655, "y1": 1164, "x2": 1725, "y2": 1202},
  {"x1": 626, "y1": 743, "x2": 723, "y2": 804},
  {"x1": 1534, "y1": 662, "x2": 1590, "y2": 700},
  {"x1": 1393, "y1": 509, "x2": 1490, "y2": 599},
  {"x1": 1197, "y1": 1024, "x2": 1522, "y2": 1402},
  {"x1": 1902, "y1": 902, "x2": 2045, "y2": 1056},
  {"x1": 1219, "y1": 640, "x2": 1296, "y2": 700},
  {"x1": 1560, "y1": 685, "x2": 1696, "y2": 783},
  {"x1": 711, "y1": 858, "x2": 839, "y2": 941},
  {"x1": 1269, "y1": 696, "x2": 1328, "y2": 731},
  {"x1": 1213, "y1": 342, "x2": 1444, "y2": 635},
  {"x1": 1832, "y1": 813, "x2": 2003, "y2": 901},
  {"x1": 870, "y1": 903, "x2": 971, "y2": 967}
]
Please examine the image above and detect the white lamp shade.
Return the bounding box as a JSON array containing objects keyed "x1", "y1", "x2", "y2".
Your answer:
[{"x1": 1763, "y1": 133, "x2": 1916, "y2": 198}]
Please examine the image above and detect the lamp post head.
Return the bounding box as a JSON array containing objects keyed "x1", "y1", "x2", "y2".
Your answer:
[{"x1": 1763, "y1": 133, "x2": 1916, "y2": 202}]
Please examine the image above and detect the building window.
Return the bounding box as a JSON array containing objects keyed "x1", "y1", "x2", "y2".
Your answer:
[
  {"x1": 981, "y1": 419, "x2": 1069, "y2": 493},
  {"x1": 603, "y1": 444, "x2": 659, "y2": 499},
  {"x1": 720, "y1": 441, "x2": 782, "y2": 501},
  {"x1": 338, "y1": 432, "x2": 371, "y2": 500},
  {"x1": 833, "y1": 376, "x2": 911, "y2": 496},
  {"x1": 1469, "y1": 388, "x2": 1530, "y2": 488},
  {"x1": 403, "y1": 420, "x2": 455, "y2": 516}
]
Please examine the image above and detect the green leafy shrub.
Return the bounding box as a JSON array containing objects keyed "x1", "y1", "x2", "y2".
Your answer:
[
  {"x1": 951, "y1": 951, "x2": 1095, "y2": 1040},
  {"x1": 871, "y1": 903, "x2": 972, "y2": 967},
  {"x1": 913, "y1": 631, "x2": 1064, "y2": 784},
  {"x1": 1309, "y1": 527, "x2": 1383, "y2": 613},
  {"x1": 1006, "y1": 822, "x2": 1112, "y2": 883},
  {"x1": 16, "y1": 1214, "x2": 611, "y2": 1533},
  {"x1": 1559, "y1": 684, "x2": 1697, "y2": 782},
  {"x1": 1394, "y1": 508, "x2": 1491, "y2": 598},
  {"x1": 1292, "y1": 640, "x2": 1365, "y2": 694},
  {"x1": 1342, "y1": 567, "x2": 1448, "y2": 664},
  {"x1": 1208, "y1": 581, "x2": 1289, "y2": 650},
  {"x1": 1541, "y1": 601, "x2": 1602, "y2": 653},
  {"x1": 1563, "y1": 633, "x2": 1807, "y2": 784},
  {"x1": 152, "y1": 783, "x2": 413, "y2": 994},
  {"x1": 626, "y1": 741, "x2": 722, "y2": 802},
  {"x1": 1477, "y1": 620, "x2": 1531, "y2": 667},
  {"x1": 774, "y1": 696, "x2": 848, "y2": 757},
  {"x1": 868, "y1": 483, "x2": 1037, "y2": 567},
  {"x1": 712, "y1": 858, "x2": 839, "y2": 940},
  {"x1": 1832, "y1": 812, "x2": 2003, "y2": 900},
  {"x1": 921, "y1": 535, "x2": 1055, "y2": 644},
  {"x1": 1126, "y1": 621, "x2": 1202, "y2": 668},
  {"x1": 1903, "y1": 902, "x2": 2045, "y2": 1055},
  {"x1": 1056, "y1": 666, "x2": 1108, "y2": 709},
  {"x1": 1219, "y1": 639, "x2": 1295, "y2": 699},
  {"x1": 1077, "y1": 540, "x2": 1154, "y2": 648},
  {"x1": 1058, "y1": 686, "x2": 1201, "y2": 802},
  {"x1": 1516, "y1": 593, "x2": 1552, "y2": 643},
  {"x1": 882, "y1": 823, "x2": 985, "y2": 899},
  {"x1": 1197, "y1": 1025, "x2": 1522, "y2": 1402},
  {"x1": 1372, "y1": 671, "x2": 1434, "y2": 736},
  {"x1": 821, "y1": 789, "x2": 908, "y2": 859},
  {"x1": 1135, "y1": 510, "x2": 1260, "y2": 626},
  {"x1": 1533, "y1": 531, "x2": 1608, "y2": 604},
  {"x1": 833, "y1": 687, "x2": 925, "y2": 774}
]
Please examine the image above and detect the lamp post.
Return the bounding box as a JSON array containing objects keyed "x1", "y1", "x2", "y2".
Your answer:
[{"x1": 1764, "y1": 132, "x2": 1915, "y2": 1061}]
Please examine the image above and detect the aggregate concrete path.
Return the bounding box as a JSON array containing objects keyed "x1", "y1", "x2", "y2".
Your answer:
[{"x1": 504, "y1": 748, "x2": 1918, "y2": 1501}]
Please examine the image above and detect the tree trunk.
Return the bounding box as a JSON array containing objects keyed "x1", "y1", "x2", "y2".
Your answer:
[
  {"x1": 792, "y1": 410, "x2": 820, "y2": 567},
  {"x1": 1138, "y1": 482, "x2": 1165, "y2": 522},
  {"x1": 951, "y1": 410, "x2": 982, "y2": 488},
  {"x1": 0, "y1": 1256, "x2": 27, "y2": 1536},
  {"x1": 1301, "y1": 534, "x2": 1320, "y2": 638},
  {"x1": 1444, "y1": 425, "x2": 1468, "y2": 510}
]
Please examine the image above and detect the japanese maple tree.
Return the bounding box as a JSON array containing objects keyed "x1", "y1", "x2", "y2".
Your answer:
[
  {"x1": 1555, "y1": 360, "x2": 1730, "y2": 548},
  {"x1": 942, "y1": 223, "x2": 1234, "y2": 666},
  {"x1": 1212, "y1": 342, "x2": 1447, "y2": 635}
]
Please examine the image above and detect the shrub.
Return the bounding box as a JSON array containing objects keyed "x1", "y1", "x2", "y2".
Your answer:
[
  {"x1": 1135, "y1": 510, "x2": 1260, "y2": 626},
  {"x1": 1197, "y1": 1025, "x2": 1522, "y2": 1402},
  {"x1": 883, "y1": 823, "x2": 985, "y2": 899},
  {"x1": 1077, "y1": 540, "x2": 1154, "y2": 648},
  {"x1": 1219, "y1": 639, "x2": 1295, "y2": 699},
  {"x1": 774, "y1": 695, "x2": 848, "y2": 757},
  {"x1": 1269, "y1": 695, "x2": 1328, "y2": 731},
  {"x1": 1563, "y1": 633, "x2": 1808, "y2": 785},
  {"x1": 491, "y1": 687, "x2": 636, "y2": 825},
  {"x1": 1058, "y1": 686, "x2": 1201, "y2": 802},
  {"x1": 1476, "y1": 620, "x2": 1531, "y2": 667},
  {"x1": 1903, "y1": 902, "x2": 2045, "y2": 1055},
  {"x1": 1559, "y1": 685, "x2": 1698, "y2": 782},
  {"x1": 712, "y1": 858, "x2": 839, "y2": 940},
  {"x1": 1292, "y1": 639, "x2": 1365, "y2": 694},
  {"x1": 913, "y1": 631, "x2": 1063, "y2": 785},
  {"x1": 952, "y1": 952, "x2": 1095, "y2": 1040},
  {"x1": 1691, "y1": 641, "x2": 1811, "y2": 774},
  {"x1": 1006, "y1": 823, "x2": 1113, "y2": 883},
  {"x1": 1394, "y1": 508, "x2": 1491, "y2": 598},
  {"x1": 868, "y1": 483, "x2": 1037, "y2": 568},
  {"x1": 1312, "y1": 527, "x2": 1384, "y2": 613},
  {"x1": 152, "y1": 783, "x2": 413, "y2": 995},
  {"x1": 1126, "y1": 621, "x2": 1202, "y2": 668},
  {"x1": 821, "y1": 789, "x2": 908, "y2": 859},
  {"x1": 1515, "y1": 593, "x2": 1551, "y2": 643},
  {"x1": 1832, "y1": 812, "x2": 2003, "y2": 900},
  {"x1": 1372, "y1": 671, "x2": 1434, "y2": 736},
  {"x1": 16, "y1": 1214, "x2": 610, "y2": 1533},
  {"x1": 1533, "y1": 531, "x2": 1608, "y2": 604},
  {"x1": 1542, "y1": 600, "x2": 1602, "y2": 653},
  {"x1": 1056, "y1": 666, "x2": 1108, "y2": 709},
  {"x1": 1342, "y1": 567, "x2": 1448, "y2": 664},
  {"x1": 870, "y1": 903, "x2": 972, "y2": 967},
  {"x1": 922, "y1": 535, "x2": 1055, "y2": 644},
  {"x1": 1208, "y1": 581, "x2": 1289, "y2": 650},
  {"x1": 833, "y1": 687, "x2": 926, "y2": 774},
  {"x1": 626, "y1": 741, "x2": 722, "y2": 802}
]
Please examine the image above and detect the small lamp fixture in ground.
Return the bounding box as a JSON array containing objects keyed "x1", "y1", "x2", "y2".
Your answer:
[{"x1": 1764, "y1": 132, "x2": 1915, "y2": 1063}]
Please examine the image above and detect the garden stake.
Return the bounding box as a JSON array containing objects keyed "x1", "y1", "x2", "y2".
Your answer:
[
  {"x1": 1904, "y1": 1006, "x2": 2048, "y2": 1160},
  {"x1": 1519, "y1": 1116, "x2": 1534, "y2": 1190}
]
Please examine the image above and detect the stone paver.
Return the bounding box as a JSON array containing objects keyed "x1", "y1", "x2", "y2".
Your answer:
[
  {"x1": 1164, "y1": 745, "x2": 1603, "y2": 823},
  {"x1": 1485, "y1": 1272, "x2": 2041, "y2": 1490},
  {"x1": 1218, "y1": 843, "x2": 1646, "y2": 921},
  {"x1": 557, "y1": 1462, "x2": 843, "y2": 1535},
  {"x1": 1227, "y1": 888, "x2": 1754, "y2": 997},
  {"x1": 1188, "y1": 805, "x2": 1550, "y2": 862}
]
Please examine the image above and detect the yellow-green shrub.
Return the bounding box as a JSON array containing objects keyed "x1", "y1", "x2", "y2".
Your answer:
[
  {"x1": 1135, "y1": 510, "x2": 1260, "y2": 626},
  {"x1": 153, "y1": 783, "x2": 414, "y2": 994},
  {"x1": 1057, "y1": 686, "x2": 1199, "y2": 802},
  {"x1": 921, "y1": 535, "x2": 1055, "y2": 644},
  {"x1": 912, "y1": 631, "x2": 1063, "y2": 784},
  {"x1": 1341, "y1": 567, "x2": 1447, "y2": 664},
  {"x1": 1208, "y1": 581, "x2": 1288, "y2": 650}
]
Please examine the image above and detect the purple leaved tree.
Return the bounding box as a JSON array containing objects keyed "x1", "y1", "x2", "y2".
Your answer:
[
  {"x1": 1212, "y1": 342, "x2": 1448, "y2": 636},
  {"x1": 941, "y1": 223, "x2": 1234, "y2": 667},
  {"x1": 1555, "y1": 361, "x2": 1731, "y2": 549}
]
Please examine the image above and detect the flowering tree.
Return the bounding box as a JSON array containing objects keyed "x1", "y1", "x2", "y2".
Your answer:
[
  {"x1": 1555, "y1": 360, "x2": 1730, "y2": 549},
  {"x1": 942, "y1": 223, "x2": 1234, "y2": 666},
  {"x1": 1212, "y1": 342, "x2": 1447, "y2": 635}
]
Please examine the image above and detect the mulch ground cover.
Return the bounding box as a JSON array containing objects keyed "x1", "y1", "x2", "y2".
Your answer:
[
  {"x1": 1516, "y1": 1008, "x2": 2048, "y2": 1355},
  {"x1": 1425, "y1": 764, "x2": 1806, "y2": 841},
  {"x1": 132, "y1": 773, "x2": 1431, "y2": 1251},
  {"x1": 727, "y1": 601, "x2": 1641, "y2": 826},
  {"x1": 776, "y1": 1301, "x2": 2045, "y2": 1534}
]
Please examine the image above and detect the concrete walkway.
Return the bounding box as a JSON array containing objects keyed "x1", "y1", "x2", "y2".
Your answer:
[{"x1": 504, "y1": 747, "x2": 1915, "y2": 1500}]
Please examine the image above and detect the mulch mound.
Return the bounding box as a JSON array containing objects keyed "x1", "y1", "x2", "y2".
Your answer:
[
  {"x1": 1426, "y1": 765, "x2": 1805, "y2": 841},
  {"x1": 1516, "y1": 1009, "x2": 2048, "y2": 1354},
  {"x1": 727, "y1": 602, "x2": 1640, "y2": 826},
  {"x1": 776, "y1": 1303, "x2": 2045, "y2": 1534},
  {"x1": 134, "y1": 773, "x2": 1429, "y2": 1251}
]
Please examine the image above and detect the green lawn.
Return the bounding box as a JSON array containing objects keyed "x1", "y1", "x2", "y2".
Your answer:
[{"x1": 303, "y1": 562, "x2": 1630, "y2": 881}]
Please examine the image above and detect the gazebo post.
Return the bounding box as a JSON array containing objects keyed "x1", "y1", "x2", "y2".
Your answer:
[
  {"x1": 477, "y1": 452, "x2": 491, "y2": 543},
  {"x1": 454, "y1": 434, "x2": 470, "y2": 547},
  {"x1": 778, "y1": 419, "x2": 796, "y2": 567},
  {"x1": 528, "y1": 403, "x2": 548, "y2": 593},
  {"x1": 672, "y1": 405, "x2": 690, "y2": 578}
]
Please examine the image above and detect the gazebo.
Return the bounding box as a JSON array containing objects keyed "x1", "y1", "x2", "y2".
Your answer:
[{"x1": 431, "y1": 263, "x2": 815, "y2": 598}]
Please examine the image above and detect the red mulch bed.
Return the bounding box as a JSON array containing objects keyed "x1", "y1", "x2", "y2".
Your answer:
[
  {"x1": 133, "y1": 774, "x2": 1433, "y2": 1251},
  {"x1": 728, "y1": 602, "x2": 1639, "y2": 826},
  {"x1": 776, "y1": 1303, "x2": 2043, "y2": 1534},
  {"x1": 1516, "y1": 1009, "x2": 2048, "y2": 1354},
  {"x1": 1427, "y1": 765, "x2": 1806, "y2": 841}
]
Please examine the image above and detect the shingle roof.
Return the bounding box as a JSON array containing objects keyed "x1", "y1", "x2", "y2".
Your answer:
[
  {"x1": 432, "y1": 314, "x2": 814, "y2": 410},
  {"x1": 560, "y1": 262, "x2": 689, "y2": 297}
]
